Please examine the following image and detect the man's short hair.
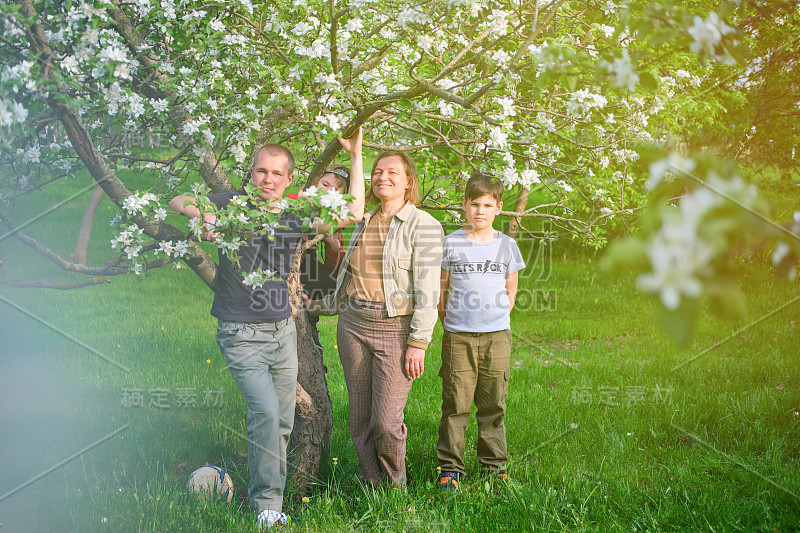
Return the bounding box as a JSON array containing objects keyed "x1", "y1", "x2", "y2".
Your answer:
[
  {"x1": 464, "y1": 173, "x2": 503, "y2": 204},
  {"x1": 366, "y1": 150, "x2": 421, "y2": 205},
  {"x1": 250, "y1": 144, "x2": 295, "y2": 176}
]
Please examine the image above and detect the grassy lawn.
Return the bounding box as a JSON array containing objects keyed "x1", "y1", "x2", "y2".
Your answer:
[{"x1": 0, "y1": 176, "x2": 798, "y2": 532}]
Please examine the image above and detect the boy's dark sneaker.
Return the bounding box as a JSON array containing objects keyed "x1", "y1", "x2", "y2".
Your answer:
[
  {"x1": 437, "y1": 471, "x2": 460, "y2": 491},
  {"x1": 490, "y1": 470, "x2": 508, "y2": 482}
]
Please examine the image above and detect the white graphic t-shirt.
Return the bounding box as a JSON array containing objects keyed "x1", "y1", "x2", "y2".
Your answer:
[{"x1": 441, "y1": 228, "x2": 525, "y2": 333}]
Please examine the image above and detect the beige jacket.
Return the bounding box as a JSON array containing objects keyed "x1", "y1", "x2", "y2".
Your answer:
[{"x1": 314, "y1": 203, "x2": 444, "y2": 350}]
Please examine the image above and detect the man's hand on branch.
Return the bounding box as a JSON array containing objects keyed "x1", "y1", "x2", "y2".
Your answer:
[{"x1": 202, "y1": 212, "x2": 218, "y2": 241}]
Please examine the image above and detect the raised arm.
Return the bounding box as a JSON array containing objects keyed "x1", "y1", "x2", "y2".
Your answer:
[
  {"x1": 312, "y1": 126, "x2": 365, "y2": 233},
  {"x1": 339, "y1": 125, "x2": 365, "y2": 223}
]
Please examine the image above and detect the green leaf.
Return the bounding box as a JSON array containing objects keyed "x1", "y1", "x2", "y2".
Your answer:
[
  {"x1": 638, "y1": 71, "x2": 658, "y2": 91},
  {"x1": 654, "y1": 296, "x2": 699, "y2": 347},
  {"x1": 602, "y1": 237, "x2": 649, "y2": 274},
  {"x1": 635, "y1": 20, "x2": 654, "y2": 39},
  {"x1": 648, "y1": 27, "x2": 679, "y2": 46},
  {"x1": 706, "y1": 280, "x2": 747, "y2": 323}
]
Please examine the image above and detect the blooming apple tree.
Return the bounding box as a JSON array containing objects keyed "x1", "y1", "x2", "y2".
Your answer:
[
  {"x1": 0, "y1": 0, "x2": 756, "y2": 287},
  {"x1": 1, "y1": 0, "x2": 794, "y2": 479}
]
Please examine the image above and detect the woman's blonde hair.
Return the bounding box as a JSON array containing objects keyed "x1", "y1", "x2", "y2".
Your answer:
[{"x1": 366, "y1": 151, "x2": 420, "y2": 205}]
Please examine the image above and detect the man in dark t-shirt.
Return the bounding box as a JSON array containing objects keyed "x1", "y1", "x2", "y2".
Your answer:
[
  {"x1": 169, "y1": 131, "x2": 364, "y2": 531},
  {"x1": 207, "y1": 196, "x2": 304, "y2": 323}
]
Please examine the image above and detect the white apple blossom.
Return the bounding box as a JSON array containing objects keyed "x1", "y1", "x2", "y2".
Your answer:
[
  {"x1": 210, "y1": 18, "x2": 225, "y2": 32},
  {"x1": 520, "y1": 168, "x2": 541, "y2": 187},
  {"x1": 173, "y1": 240, "x2": 190, "y2": 257},
  {"x1": 487, "y1": 9, "x2": 510, "y2": 36},
  {"x1": 551, "y1": 180, "x2": 571, "y2": 193},
  {"x1": 345, "y1": 18, "x2": 364, "y2": 32},
  {"x1": 314, "y1": 73, "x2": 339, "y2": 90},
  {"x1": 315, "y1": 113, "x2": 342, "y2": 131},
  {"x1": 10, "y1": 101, "x2": 27, "y2": 124},
  {"x1": 417, "y1": 35, "x2": 435, "y2": 51},
  {"x1": 436, "y1": 78, "x2": 459, "y2": 91},
  {"x1": 128, "y1": 95, "x2": 145, "y2": 117},
  {"x1": 232, "y1": 144, "x2": 247, "y2": 164},
  {"x1": 488, "y1": 126, "x2": 508, "y2": 149},
  {"x1": 242, "y1": 269, "x2": 280, "y2": 287},
  {"x1": 438, "y1": 101, "x2": 454, "y2": 117},
  {"x1": 182, "y1": 121, "x2": 200, "y2": 136},
  {"x1": 600, "y1": 49, "x2": 639, "y2": 90},
  {"x1": 319, "y1": 189, "x2": 350, "y2": 219},
  {"x1": 491, "y1": 50, "x2": 512, "y2": 67},
  {"x1": 637, "y1": 216, "x2": 713, "y2": 310},
  {"x1": 61, "y1": 55, "x2": 79, "y2": 74},
  {"x1": 497, "y1": 97, "x2": 516, "y2": 119},
  {"x1": 396, "y1": 8, "x2": 431, "y2": 28},
  {"x1": 566, "y1": 89, "x2": 608, "y2": 117},
  {"x1": 297, "y1": 39, "x2": 330, "y2": 59},
  {"x1": 647, "y1": 153, "x2": 697, "y2": 191},
  {"x1": 151, "y1": 98, "x2": 169, "y2": 113},
  {"x1": 293, "y1": 21, "x2": 313, "y2": 35},
  {"x1": 379, "y1": 27, "x2": 397, "y2": 40},
  {"x1": 24, "y1": 145, "x2": 40, "y2": 163},
  {"x1": 688, "y1": 12, "x2": 737, "y2": 65},
  {"x1": 537, "y1": 113, "x2": 556, "y2": 133}
]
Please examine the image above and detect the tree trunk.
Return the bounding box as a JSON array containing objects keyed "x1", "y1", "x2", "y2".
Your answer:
[
  {"x1": 288, "y1": 307, "x2": 333, "y2": 496},
  {"x1": 69, "y1": 184, "x2": 105, "y2": 265},
  {"x1": 285, "y1": 235, "x2": 333, "y2": 495},
  {"x1": 505, "y1": 186, "x2": 529, "y2": 238}
]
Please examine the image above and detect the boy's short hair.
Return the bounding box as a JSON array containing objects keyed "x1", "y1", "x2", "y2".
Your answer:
[
  {"x1": 310, "y1": 164, "x2": 350, "y2": 190},
  {"x1": 464, "y1": 173, "x2": 503, "y2": 204}
]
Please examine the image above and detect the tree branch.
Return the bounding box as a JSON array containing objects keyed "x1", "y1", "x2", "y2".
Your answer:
[
  {"x1": 305, "y1": 82, "x2": 430, "y2": 187},
  {"x1": 0, "y1": 276, "x2": 111, "y2": 290},
  {"x1": 20, "y1": 0, "x2": 219, "y2": 288},
  {"x1": 107, "y1": 1, "x2": 233, "y2": 194}
]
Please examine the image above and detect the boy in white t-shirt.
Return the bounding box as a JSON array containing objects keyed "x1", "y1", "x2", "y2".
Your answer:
[{"x1": 436, "y1": 174, "x2": 525, "y2": 491}]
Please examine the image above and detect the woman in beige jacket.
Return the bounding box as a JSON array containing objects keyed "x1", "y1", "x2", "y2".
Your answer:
[{"x1": 307, "y1": 150, "x2": 443, "y2": 487}]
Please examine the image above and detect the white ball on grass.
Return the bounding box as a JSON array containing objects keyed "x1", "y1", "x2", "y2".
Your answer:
[{"x1": 186, "y1": 466, "x2": 234, "y2": 503}]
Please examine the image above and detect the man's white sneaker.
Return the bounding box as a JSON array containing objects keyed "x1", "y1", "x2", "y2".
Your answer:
[{"x1": 258, "y1": 509, "x2": 288, "y2": 530}]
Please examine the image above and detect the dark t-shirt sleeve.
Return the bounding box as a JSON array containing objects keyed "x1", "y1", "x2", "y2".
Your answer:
[{"x1": 207, "y1": 193, "x2": 305, "y2": 323}]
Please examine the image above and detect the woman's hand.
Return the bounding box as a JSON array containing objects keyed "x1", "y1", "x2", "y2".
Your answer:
[
  {"x1": 300, "y1": 292, "x2": 323, "y2": 316},
  {"x1": 405, "y1": 346, "x2": 426, "y2": 380},
  {"x1": 323, "y1": 233, "x2": 341, "y2": 252},
  {"x1": 338, "y1": 125, "x2": 363, "y2": 157}
]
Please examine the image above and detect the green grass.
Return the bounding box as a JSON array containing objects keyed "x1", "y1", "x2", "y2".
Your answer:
[{"x1": 0, "y1": 177, "x2": 799, "y2": 532}]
